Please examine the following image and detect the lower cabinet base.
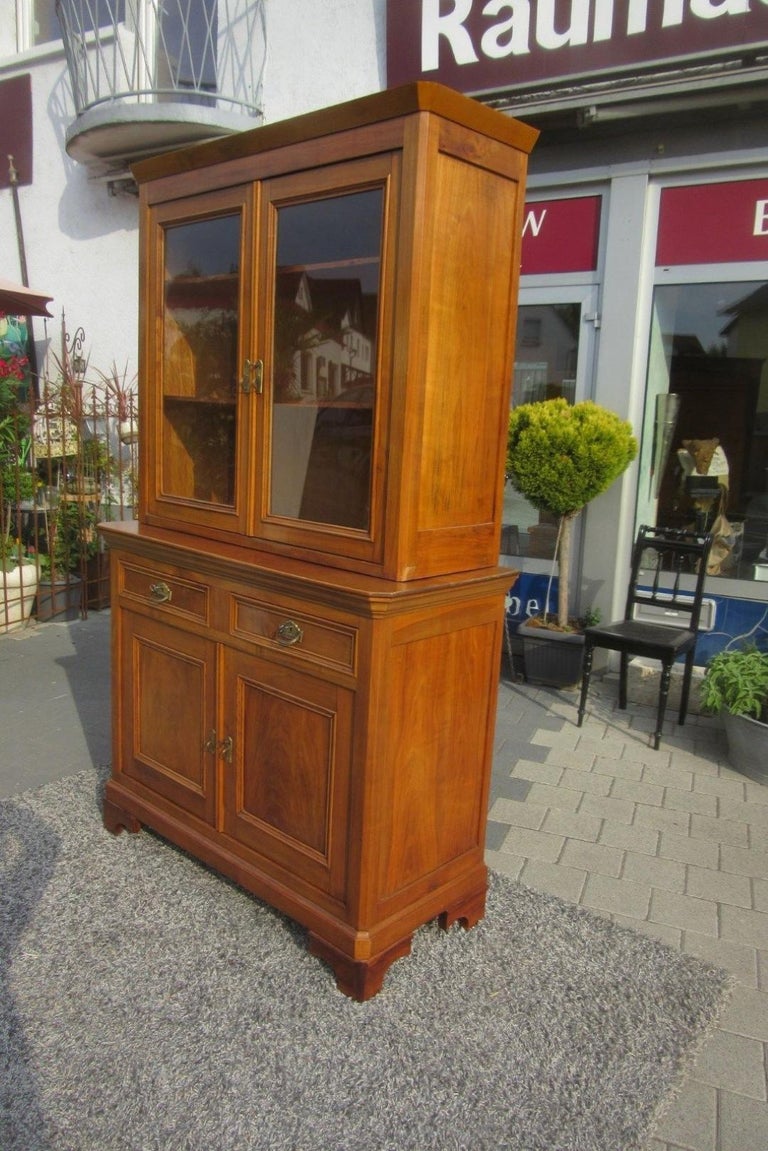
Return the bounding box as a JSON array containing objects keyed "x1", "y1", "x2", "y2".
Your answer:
[{"x1": 102, "y1": 780, "x2": 488, "y2": 1002}]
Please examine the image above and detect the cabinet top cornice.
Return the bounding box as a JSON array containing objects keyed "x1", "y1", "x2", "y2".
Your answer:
[{"x1": 131, "y1": 81, "x2": 538, "y2": 185}]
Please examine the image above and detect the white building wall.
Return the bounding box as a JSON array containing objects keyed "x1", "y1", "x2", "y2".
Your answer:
[
  {"x1": 1, "y1": 47, "x2": 140, "y2": 377},
  {"x1": 263, "y1": 0, "x2": 384, "y2": 121}
]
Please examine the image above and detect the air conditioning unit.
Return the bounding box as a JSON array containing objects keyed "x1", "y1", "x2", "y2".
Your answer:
[{"x1": 632, "y1": 596, "x2": 717, "y2": 632}]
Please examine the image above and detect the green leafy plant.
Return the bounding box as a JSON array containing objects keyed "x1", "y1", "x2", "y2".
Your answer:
[
  {"x1": 507, "y1": 399, "x2": 637, "y2": 629},
  {"x1": 40, "y1": 499, "x2": 99, "y2": 579},
  {"x1": 700, "y1": 645, "x2": 768, "y2": 723}
]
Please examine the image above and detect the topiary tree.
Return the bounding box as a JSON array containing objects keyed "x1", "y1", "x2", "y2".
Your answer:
[{"x1": 507, "y1": 398, "x2": 638, "y2": 629}]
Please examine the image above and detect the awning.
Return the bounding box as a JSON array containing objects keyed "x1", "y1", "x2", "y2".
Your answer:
[{"x1": 0, "y1": 277, "x2": 54, "y2": 317}]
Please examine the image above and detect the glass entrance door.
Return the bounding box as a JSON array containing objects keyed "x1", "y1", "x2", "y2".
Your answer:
[{"x1": 503, "y1": 287, "x2": 599, "y2": 563}]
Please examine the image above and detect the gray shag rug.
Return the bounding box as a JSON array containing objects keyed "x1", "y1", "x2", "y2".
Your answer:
[{"x1": 1, "y1": 769, "x2": 730, "y2": 1151}]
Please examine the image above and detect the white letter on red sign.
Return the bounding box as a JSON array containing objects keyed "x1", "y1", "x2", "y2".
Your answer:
[
  {"x1": 690, "y1": 0, "x2": 750, "y2": 16},
  {"x1": 421, "y1": 0, "x2": 478, "y2": 70},
  {"x1": 481, "y1": 0, "x2": 532, "y2": 58},
  {"x1": 536, "y1": 0, "x2": 590, "y2": 49},
  {"x1": 523, "y1": 207, "x2": 547, "y2": 236},
  {"x1": 627, "y1": 0, "x2": 684, "y2": 33},
  {"x1": 754, "y1": 200, "x2": 768, "y2": 236}
]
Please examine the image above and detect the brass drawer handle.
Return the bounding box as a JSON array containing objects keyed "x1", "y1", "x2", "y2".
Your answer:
[
  {"x1": 275, "y1": 619, "x2": 303, "y2": 647},
  {"x1": 149, "y1": 581, "x2": 172, "y2": 603}
]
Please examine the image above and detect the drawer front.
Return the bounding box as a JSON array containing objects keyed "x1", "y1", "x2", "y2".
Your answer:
[
  {"x1": 230, "y1": 595, "x2": 357, "y2": 675},
  {"x1": 119, "y1": 559, "x2": 210, "y2": 624}
]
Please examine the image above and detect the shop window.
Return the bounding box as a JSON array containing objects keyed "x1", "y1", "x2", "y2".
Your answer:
[
  {"x1": 638, "y1": 281, "x2": 768, "y2": 583},
  {"x1": 504, "y1": 302, "x2": 583, "y2": 561}
]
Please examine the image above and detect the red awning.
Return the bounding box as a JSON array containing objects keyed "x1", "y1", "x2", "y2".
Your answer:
[{"x1": 0, "y1": 277, "x2": 54, "y2": 317}]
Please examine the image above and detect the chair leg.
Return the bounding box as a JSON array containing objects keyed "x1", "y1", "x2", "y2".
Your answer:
[
  {"x1": 679, "y1": 652, "x2": 694, "y2": 726},
  {"x1": 654, "y1": 658, "x2": 674, "y2": 751},
  {"x1": 618, "y1": 652, "x2": 629, "y2": 711},
  {"x1": 577, "y1": 642, "x2": 594, "y2": 728}
]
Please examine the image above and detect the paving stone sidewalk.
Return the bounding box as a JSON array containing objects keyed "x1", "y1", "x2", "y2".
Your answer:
[{"x1": 490, "y1": 670, "x2": 768, "y2": 1151}]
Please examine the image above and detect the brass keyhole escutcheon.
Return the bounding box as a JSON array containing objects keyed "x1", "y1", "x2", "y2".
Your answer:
[{"x1": 275, "y1": 619, "x2": 303, "y2": 647}]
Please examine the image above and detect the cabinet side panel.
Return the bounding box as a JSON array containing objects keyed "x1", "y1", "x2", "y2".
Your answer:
[
  {"x1": 377, "y1": 615, "x2": 498, "y2": 899},
  {"x1": 413, "y1": 155, "x2": 521, "y2": 573}
]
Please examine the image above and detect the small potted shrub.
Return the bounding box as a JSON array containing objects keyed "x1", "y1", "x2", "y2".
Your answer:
[
  {"x1": 506, "y1": 398, "x2": 637, "y2": 685},
  {"x1": 700, "y1": 645, "x2": 768, "y2": 783}
]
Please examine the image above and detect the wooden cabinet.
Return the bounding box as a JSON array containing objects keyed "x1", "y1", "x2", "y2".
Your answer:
[
  {"x1": 137, "y1": 82, "x2": 536, "y2": 581},
  {"x1": 103, "y1": 83, "x2": 535, "y2": 999}
]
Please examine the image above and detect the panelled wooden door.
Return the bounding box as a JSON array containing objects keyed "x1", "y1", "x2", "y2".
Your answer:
[
  {"x1": 120, "y1": 611, "x2": 218, "y2": 824},
  {"x1": 220, "y1": 649, "x2": 353, "y2": 902}
]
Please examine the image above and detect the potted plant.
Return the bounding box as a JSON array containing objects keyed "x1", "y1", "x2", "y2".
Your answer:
[
  {"x1": 1, "y1": 532, "x2": 39, "y2": 633},
  {"x1": 95, "y1": 360, "x2": 138, "y2": 443},
  {"x1": 699, "y1": 644, "x2": 768, "y2": 783},
  {"x1": 506, "y1": 398, "x2": 637, "y2": 685}
]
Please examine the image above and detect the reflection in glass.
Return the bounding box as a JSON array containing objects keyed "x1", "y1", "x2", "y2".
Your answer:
[
  {"x1": 269, "y1": 189, "x2": 383, "y2": 530},
  {"x1": 503, "y1": 303, "x2": 582, "y2": 560},
  {"x1": 161, "y1": 213, "x2": 240, "y2": 505},
  {"x1": 638, "y1": 281, "x2": 768, "y2": 581}
]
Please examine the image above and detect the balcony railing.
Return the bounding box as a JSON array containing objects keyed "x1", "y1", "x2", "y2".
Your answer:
[{"x1": 56, "y1": 0, "x2": 265, "y2": 176}]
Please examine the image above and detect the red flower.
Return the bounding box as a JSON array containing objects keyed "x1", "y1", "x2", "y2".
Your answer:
[{"x1": 0, "y1": 354, "x2": 30, "y2": 381}]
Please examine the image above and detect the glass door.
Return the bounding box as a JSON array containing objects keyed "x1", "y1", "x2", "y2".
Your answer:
[
  {"x1": 503, "y1": 286, "x2": 599, "y2": 564},
  {"x1": 255, "y1": 155, "x2": 396, "y2": 564},
  {"x1": 147, "y1": 185, "x2": 252, "y2": 533}
]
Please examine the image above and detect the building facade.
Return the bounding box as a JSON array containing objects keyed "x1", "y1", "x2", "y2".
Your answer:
[{"x1": 2, "y1": 0, "x2": 767, "y2": 653}]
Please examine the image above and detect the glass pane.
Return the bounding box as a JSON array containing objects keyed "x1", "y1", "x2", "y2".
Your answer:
[
  {"x1": 159, "y1": 0, "x2": 218, "y2": 105},
  {"x1": 503, "y1": 303, "x2": 581, "y2": 560},
  {"x1": 269, "y1": 188, "x2": 383, "y2": 531},
  {"x1": 161, "y1": 213, "x2": 240, "y2": 505},
  {"x1": 44, "y1": 1, "x2": 127, "y2": 45},
  {"x1": 638, "y1": 281, "x2": 768, "y2": 582}
]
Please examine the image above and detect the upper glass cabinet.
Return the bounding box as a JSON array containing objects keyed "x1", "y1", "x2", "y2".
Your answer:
[{"x1": 137, "y1": 84, "x2": 536, "y2": 579}]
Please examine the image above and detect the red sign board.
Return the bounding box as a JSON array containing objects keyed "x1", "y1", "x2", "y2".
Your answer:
[
  {"x1": 387, "y1": 0, "x2": 768, "y2": 96},
  {"x1": 0, "y1": 74, "x2": 33, "y2": 188},
  {"x1": 521, "y1": 196, "x2": 601, "y2": 275},
  {"x1": 657, "y1": 180, "x2": 768, "y2": 266}
]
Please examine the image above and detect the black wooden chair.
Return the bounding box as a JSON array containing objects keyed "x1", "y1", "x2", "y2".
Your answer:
[{"x1": 577, "y1": 525, "x2": 713, "y2": 750}]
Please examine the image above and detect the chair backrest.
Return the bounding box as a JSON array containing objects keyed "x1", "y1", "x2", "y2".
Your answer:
[{"x1": 624, "y1": 525, "x2": 714, "y2": 632}]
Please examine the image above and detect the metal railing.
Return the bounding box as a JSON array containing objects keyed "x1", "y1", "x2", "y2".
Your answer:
[
  {"x1": 1, "y1": 324, "x2": 139, "y2": 631},
  {"x1": 56, "y1": 0, "x2": 264, "y2": 118}
]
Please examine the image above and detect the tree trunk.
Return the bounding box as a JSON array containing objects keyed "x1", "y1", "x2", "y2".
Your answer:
[{"x1": 557, "y1": 513, "x2": 576, "y2": 627}]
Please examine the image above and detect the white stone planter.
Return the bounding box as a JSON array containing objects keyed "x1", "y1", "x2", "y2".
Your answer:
[
  {"x1": 119, "y1": 418, "x2": 139, "y2": 444},
  {"x1": 1, "y1": 563, "x2": 40, "y2": 633}
]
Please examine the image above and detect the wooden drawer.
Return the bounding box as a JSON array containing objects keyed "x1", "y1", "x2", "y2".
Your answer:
[
  {"x1": 119, "y1": 558, "x2": 210, "y2": 624},
  {"x1": 230, "y1": 594, "x2": 357, "y2": 675}
]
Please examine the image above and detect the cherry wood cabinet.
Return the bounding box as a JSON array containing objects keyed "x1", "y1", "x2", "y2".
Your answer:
[{"x1": 103, "y1": 83, "x2": 535, "y2": 999}]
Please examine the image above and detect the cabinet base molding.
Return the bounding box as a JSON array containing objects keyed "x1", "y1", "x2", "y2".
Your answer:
[
  {"x1": 103, "y1": 793, "x2": 141, "y2": 835},
  {"x1": 102, "y1": 777, "x2": 489, "y2": 1001},
  {"x1": 307, "y1": 933, "x2": 414, "y2": 1001}
]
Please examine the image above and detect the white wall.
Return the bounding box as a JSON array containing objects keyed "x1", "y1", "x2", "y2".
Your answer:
[{"x1": 262, "y1": 0, "x2": 385, "y2": 122}]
